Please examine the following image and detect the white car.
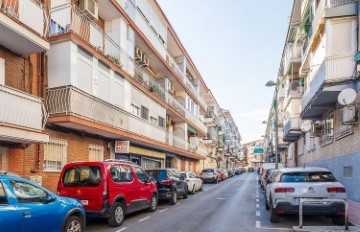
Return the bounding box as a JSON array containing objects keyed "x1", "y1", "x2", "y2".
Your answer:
[
  {"x1": 181, "y1": 171, "x2": 203, "y2": 194},
  {"x1": 265, "y1": 167, "x2": 347, "y2": 224}
]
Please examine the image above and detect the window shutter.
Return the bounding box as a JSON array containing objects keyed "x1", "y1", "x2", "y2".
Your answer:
[
  {"x1": 332, "y1": 21, "x2": 351, "y2": 55},
  {"x1": 131, "y1": 88, "x2": 141, "y2": 107}
]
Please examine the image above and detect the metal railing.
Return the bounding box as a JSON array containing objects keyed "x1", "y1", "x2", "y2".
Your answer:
[
  {"x1": 0, "y1": 0, "x2": 49, "y2": 37},
  {"x1": 334, "y1": 126, "x2": 353, "y2": 140},
  {"x1": 299, "y1": 198, "x2": 348, "y2": 230},
  {"x1": 326, "y1": 0, "x2": 354, "y2": 7},
  {"x1": 0, "y1": 84, "x2": 47, "y2": 131},
  {"x1": 284, "y1": 118, "x2": 302, "y2": 135},
  {"x1": 49, "y1": 3, "x2": 207, "y2": 135},
  {"x1": 320, "y1": 134, "x2": 334, "y2": 145}
]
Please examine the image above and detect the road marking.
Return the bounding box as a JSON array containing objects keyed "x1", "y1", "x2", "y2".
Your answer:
[
  {"x1": 159, "y1": 208, "x2": 168, "y2": 213},
  {"x1": 138, "y1": 216, "x2": 150, "y2": 222},
  {"x1": 256, "y1": 194, "x2": 259, "y2": 198},
  {"x1": 116, "y1": 227, "x2": 127, "y2": 232},
  {"x1": 256, "y1": 204, "x2": 259, "y2": 208},
  {"x1": 217, "y1": 197, "x2": 227, "y2": 200},
  {"x1": 256, "y1": 199, "x2": 259, "y2": 202},
  {"x1": 259, "y1": 227, "x2": 292, "y2": 231},
  {"x1": 256, "y1": 210, "x2": 260, "y2": 216},
  {"x1": 256, "y1": 221, "x2": 261, "y2": 228}
]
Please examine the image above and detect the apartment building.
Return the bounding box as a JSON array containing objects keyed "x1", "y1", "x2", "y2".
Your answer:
[
  {"x1": 264, "y1": 0, "x2": 360, "y2": 202},
  {"x1": 0, "y1": 0, "x2": 242, "y2": 192},
  {"x1": 242, "y1": 140, "x2": 263, "y2": 168}
]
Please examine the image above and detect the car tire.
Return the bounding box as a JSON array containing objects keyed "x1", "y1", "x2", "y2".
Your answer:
[
  {"x1": 265, "y1": 196, "x2": 270, "y2": 210},
  {"x1": 199, "y1": 184, "x2": 203, "y2": 191},
  {"x1": 107, "y1": 202, "x2": 125, "y2": 227},
  {"x1": 332, "y1": 215, "x2": 345, "y2": 225},
  {"x1": 183, "y1": 186, "x2": 188, "y2": 199},
  {"x1": 214, "y1": 178, "x2": 218, "y2": 184},
  {"x1": 170, "y1": 190, "x2": 177, "y2": 205},
  {"x1": 191, "y1": 185, "x2": 196, "y2": 194},
  {"x1": 269, "y1": 199, "x2": 280, "y2": 223},
  {"x1": 63, "y1": 215, "x2": 82, "y2": 232},
  {"x1": 148, "y1": 194, "x2": 157, "y2": 212}
]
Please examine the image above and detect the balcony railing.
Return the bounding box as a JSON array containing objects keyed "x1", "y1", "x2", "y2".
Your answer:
[
  {"x1": 326, "y1": 0, "x2": 354, "y2": 7},
  {"x1": 50, "y1": 3, "x2": 207, "y2": 135},
  {"x1": 284, "y1": 118, "x2": 302, "y2": 135},
  {"x1": 301, "y1": 54, "x2": 356, "y2": 110},
  {"x1": 47, "y1": 86, "x2": 166, "y2": 143},
  {"x1": 0, "y1": 85, "x2": 47, "y2": 131},
  {"x1": 320, "y1": 134, "x2": 334, "y2": 145},
  {"x1": 0, "y1": 0, "x2": 49, "y2": 37}
]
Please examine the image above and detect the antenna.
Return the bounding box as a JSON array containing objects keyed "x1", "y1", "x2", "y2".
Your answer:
[{"x1": 338, "y1": 88, "x2": 356, "y2": 106}]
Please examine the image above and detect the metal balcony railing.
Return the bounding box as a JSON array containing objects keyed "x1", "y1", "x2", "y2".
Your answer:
[
  {"x1": 0, "y1": 0, "x2": 50, "y2": 37},
  {"x1": 49, "y1": 3, "x2": 207, "y2": 134},
  {"x1": 326, "y1": 0, "x2": 354, "y2": 7},
  {"x1": 0, "y1": 85, "x2": 47, "y2": 131},
  {"x1": 284, "y1": 118, "x2": 302, "y2": 135}
]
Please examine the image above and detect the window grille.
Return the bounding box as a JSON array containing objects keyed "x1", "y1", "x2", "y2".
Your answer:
[
  {"x1": 89, "y1": 144, "x2": 104, "y2": 161},
  {"x1": 44, "y1": 137, "x2": 67, "y2": 172}
]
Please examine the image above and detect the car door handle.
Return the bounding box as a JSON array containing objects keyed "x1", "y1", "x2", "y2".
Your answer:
[{"x1": 23, "y1": 211, "x2": 31, "y2": 216}]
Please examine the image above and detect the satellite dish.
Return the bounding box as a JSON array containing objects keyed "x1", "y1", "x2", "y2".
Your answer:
[
  {"x1": 300, "y1": 121, "x2": 311, "y2": 132},
  {"x1": 338, "y1": 88, "x2": 356, "y2": 106}
]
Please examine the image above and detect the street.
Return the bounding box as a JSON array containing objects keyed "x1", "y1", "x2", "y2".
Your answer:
[{"x1": 86, "y1": 173, "x2": 334, "y2": 232}]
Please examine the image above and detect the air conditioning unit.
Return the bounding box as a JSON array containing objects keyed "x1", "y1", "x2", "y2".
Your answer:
[
  {"x1": 167, "y1": 80, "x2": 174, "y2": 94},
  {"x1": 341, "y1": 105, "x2": 357, "y2": 124},
  {"x1": 135, "y1": 47, "x2": 143, "y2": 61},
  {"x1": 80, "y1": 0, "x2": 98, "y2": 20},
  {"x1": 141, "y1": 54, "x2": 150, "y2": 67}
]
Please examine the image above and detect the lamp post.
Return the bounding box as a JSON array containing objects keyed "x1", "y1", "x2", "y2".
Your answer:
[{"x1": 266, "y1": 80, "x2": 279, "y2": 169}]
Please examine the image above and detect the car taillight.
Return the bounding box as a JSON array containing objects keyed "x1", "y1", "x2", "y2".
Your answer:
[
  {"x1": 160, "y1": 179, "x2": 173, "y2": 185},
  {"x1": 327, "y1": 187, "x2": 346, "y2": 193},
  {"x1": 275, "y1": 187, "x2": 295, "y2": 193}
]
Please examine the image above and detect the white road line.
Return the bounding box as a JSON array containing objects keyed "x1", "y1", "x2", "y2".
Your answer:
[
  {"x1": 256, "y1": 211, "x2": 260, "y2": 216},
  {"x1": 259, "y1": 227, "x2": 292, "y2": 231},
  {"x1": 256, "y1": 199, "x2": 259, "y2": 202},
  {"x1": 116, "y1": 227, "x2": 127, "y2": 232},
  {"x1": 256, "y1": 221, "x2": 261, "y2": 228},
  {"x1": 256, "y1": 194, "x2": 259, "y2": 198},
  {"x1": 159, "y1": 208, "x2": 168, "y2": 213},
  {"x1": 138, "y1": 216, "x2": 150, "y2": 222},
  {"x1": 256, "y1": 204, "x2": 259, "y2": 208}
]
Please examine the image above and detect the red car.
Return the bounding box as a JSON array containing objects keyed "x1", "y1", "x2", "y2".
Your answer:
[
  {"x1": 58, "y1": 160, "x2": 158, "y2": 227},
  {"x1": 216, "y1": 168, "x2": 228, "y2": 181}
]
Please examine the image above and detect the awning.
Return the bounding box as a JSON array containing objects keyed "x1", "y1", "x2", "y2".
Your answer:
[
  {"x1": 355, "y1": 51, "x2": 360, "y2": 63},
  {"x1": 187, "y1": 125, "x2": 197, "y2": 135},
  {"x1": 252, "y1": 148, "x2": 264, "y2": 154}
]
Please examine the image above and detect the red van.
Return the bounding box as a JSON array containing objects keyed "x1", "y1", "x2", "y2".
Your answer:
[{"x1": 57, "y1": 160, "x2": 158, "y2": 227}]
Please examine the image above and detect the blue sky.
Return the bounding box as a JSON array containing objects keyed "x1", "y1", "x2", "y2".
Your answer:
[{"x1": 157, "y1": 0, "x2": 293, "y2": 143}]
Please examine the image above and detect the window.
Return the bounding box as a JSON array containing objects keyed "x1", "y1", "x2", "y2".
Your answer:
[
  {"x1": 120, "y1": 165, "x2": 134, "y2": 182},
  {"x1": 135, "y1": 167, "x2": 147, "y2": 183},
  {"x1": 321, "y1": 113, "x2": 334, "y2": 144},
  {"x1": 141, "y1": 106, "x2": 149, "y2": 120},
  {"x1": 10, "y1": 180, "x2": 47, "y2": 204},
  {"x1": 89, "y1": 144, "x2": 104, "y2": 161},
  {"x1": 158, "y1": 116, "x2": 165, "y2": 128},
  {"x1": 131, "y1": 104, "x2": 140, "y2": 116},
  {"x1": 281, "y1": 172, "x2": 337, "y2": 183},
  {"x1": 0, "y1": 182, "x2": 8, "y2": 204},
  {"x1": 63, "y1": 166, "x2": 101, "y2": 187},
  {"x1": 110, "y1": 166, "x2": 122, "y2": 182},
  {"x1": 150, "y1": 116, "x2": 157, "y2": 124},
  {"x1": 44, "y1": 137, "x2": 67, "y2": 172}
]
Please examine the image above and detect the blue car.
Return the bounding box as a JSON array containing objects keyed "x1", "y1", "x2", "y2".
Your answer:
[{"x1": 0, "y1": 171, "x2": 86, "y2": 232}]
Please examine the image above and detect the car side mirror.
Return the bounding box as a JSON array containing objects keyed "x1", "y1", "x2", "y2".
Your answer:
[{"x1": 44, "y1": 194, "x2": 56, "y2": 204}]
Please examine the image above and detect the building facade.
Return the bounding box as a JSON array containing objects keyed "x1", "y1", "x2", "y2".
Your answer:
[
  {"x1": 1, "y1": 0, "x2": 241, "y2": 192},
  {"x1": 264, "y1": 0, "x2": 360, "y2": 201}
]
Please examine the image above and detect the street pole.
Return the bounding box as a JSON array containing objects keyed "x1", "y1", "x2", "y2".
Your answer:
[{"x1": 274, "y1": 80, "x2": 279, "y2": 170}]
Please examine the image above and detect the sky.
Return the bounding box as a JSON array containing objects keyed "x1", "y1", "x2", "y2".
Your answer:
[{"x1": 157, "y1": 0, "x2": 293, "y2": 143}]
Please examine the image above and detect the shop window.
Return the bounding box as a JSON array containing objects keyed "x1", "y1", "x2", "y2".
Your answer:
[
  {"x1": 44, "y1": 137, "x2": 67, "y2": 172},
  {"x1": 89, "y1": 144, "x2": 104, "y2": 161}
]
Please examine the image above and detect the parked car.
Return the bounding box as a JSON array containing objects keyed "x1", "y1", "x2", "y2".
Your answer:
[
  {"x1": 240, "y1": 167, "x2": 247, "y2": 173},
  {"x1": 58, "y1": 160, "x2": 158, "y2": 227},
  {"x1": 180, "y1": 171, "x2": 203, "y2": 194},
  {"x1": 216, "y1": 168, "x2": 228, "y2": 181},
  {"x1": 234, "y1": 167, "x2": 241, "y2": 175},
  {"x1": 146, "y1": 168, "x2": 188, "y2": 205},
  {"x1": 260, "y1": 168, "x2": 276, "y2": 190},
  {"x1": 226, "y1": 168, "x2": 235, "y2": 178},
  {"x1": 265, "y1": 167, "x2": 347, "y2": 225},
  {"x1": 0, "y1": 171, "x2": 86, "y2": 232},
  {"x1": 247, "y1": 167, "x2": 255, "y2": 172},
  {"x1": 200, "y1": 168, "x2": 220, "y2": 183}
]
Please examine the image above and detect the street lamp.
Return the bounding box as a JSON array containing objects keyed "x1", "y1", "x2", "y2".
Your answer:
[{"x1": 265, "y1": 80, "x2": 279, "y2": 169}]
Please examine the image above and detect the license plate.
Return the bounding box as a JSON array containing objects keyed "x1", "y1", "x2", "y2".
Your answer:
[{"x1": 81, "y1": 200, "x2": 88, "y2": 205}]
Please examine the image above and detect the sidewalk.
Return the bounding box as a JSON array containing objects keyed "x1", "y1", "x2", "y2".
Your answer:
[{"x1": 349, "y1": 200, "x2": 360, "y2": 226}]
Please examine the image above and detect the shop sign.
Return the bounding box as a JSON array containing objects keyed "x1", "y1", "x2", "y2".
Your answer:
[{"x1": 115, "y1": 141, "x2": 130, "y2": 153}]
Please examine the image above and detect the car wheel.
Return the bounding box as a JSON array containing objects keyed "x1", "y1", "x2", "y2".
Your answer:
[
  {"x1": 170, "y1": 190, "x2": 177, "y2": 205},
  {"x1": 191, "y1": 185, "x2": 196, "y2": 194},
  {"x1": 265, "y1": 197, "x2": 270, "y2": 210},
  {"x1": 183, "y1": 186, "x2": 188, "y2": 199},
  {"x1": 269, "y1": 199, "x2": 280, "y2": 223},
  {"x1": 148, "y1": 194, "x2": 157, "y2": 212},
  {"x1": 332, "y1": 215, "x2": 345, "y2": 225},
  {"x1": 64, "y1": 215, "x2": 82, "y2": 232},
  {"x1": 107, "y1": 202, "x2": 125, "y2": 227},
  {"x1": 199, "y1": 183, "x2": 203, "y2": 192},
  {"x1": 214, "y1": 178, "x2": 218, "y2": 184}
]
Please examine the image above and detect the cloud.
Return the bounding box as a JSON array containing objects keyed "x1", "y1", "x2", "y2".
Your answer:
[{"x1": 234, "y1": 109, "x2": 269, "y2": 121}]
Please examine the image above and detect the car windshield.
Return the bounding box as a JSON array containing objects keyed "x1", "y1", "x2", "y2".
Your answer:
[
  {"x1": 180, "y1": 173, "x2": 187, "y2": 178},
  {"x1": 202, "y1": 169, "x2": 214, "y2": 173},
  {"x1": 146, "y1": 170, "x2": 168, "y2": 180},
  {"x1": 281, "y1": 171, "x2": 337, "y2": 182},
  {"x1": 63, "y1": 166, "x2": 102, "y2": 187}
]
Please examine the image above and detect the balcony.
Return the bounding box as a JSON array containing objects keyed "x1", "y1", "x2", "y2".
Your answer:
[
  {"x1": 0, "y1": 0, "x2": 50, "y2": 54},
  {"x1": 283, "y1": 118, "x2": 303, "y2": 142},
  {"x1": 0, "y1": 85, "x2": 48, "y2": 143},
  {"x1": 49, "y1": 3, "x2": 207, "y2": 136},
  {"x1": 301, "y1": 54, "x2": 356, "y2": 119},
  {"x1": 46, "y1": 86, "x2": 166, "y2": 143}
]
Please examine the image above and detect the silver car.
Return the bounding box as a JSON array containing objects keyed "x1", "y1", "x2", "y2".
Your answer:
[
  {"x1": 200, "y1": 168, "x2": 220, "y2": 183},
  {"x1": 265, "y1": 167, "x2": 347, "y2": 224}
]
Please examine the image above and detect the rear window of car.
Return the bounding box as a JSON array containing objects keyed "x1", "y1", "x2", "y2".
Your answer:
[
  {"x1": 202, "y1": 169, "x2": 214, "y2": 173},
  {"x1": 63, "y1": 166, "x2": 102, "y2": 187},
  {"x1": 281, "y1": 171, "x2": 337, "y2": 182},
  {"x1": 146, "y1": 170, "x2": 168, "y2": 180},
  {"x1": 0, "y1": 182, "x2": 8, "y2": 204}
]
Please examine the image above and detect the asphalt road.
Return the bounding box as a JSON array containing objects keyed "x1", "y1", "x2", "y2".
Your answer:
[{"x1": 85, "y1": 172, "x2": 336, "y2": 232}]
